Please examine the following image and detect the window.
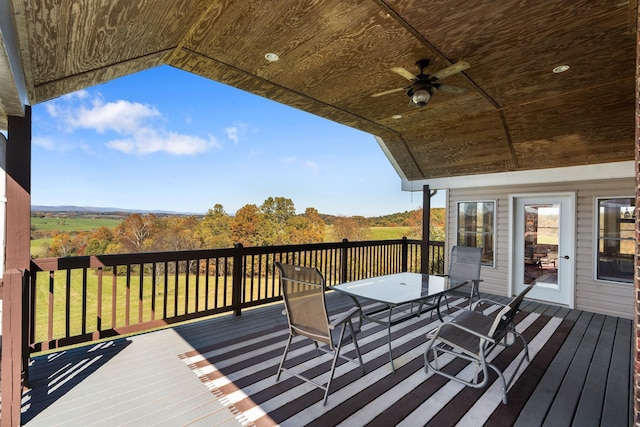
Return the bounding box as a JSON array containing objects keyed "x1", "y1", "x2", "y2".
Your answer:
[
  {"x1": 456, "y1": 201, "x2": 495, "y2": 266},
  {"x1": 596, "y1": 197, "x2": 634, "y2": 283}
]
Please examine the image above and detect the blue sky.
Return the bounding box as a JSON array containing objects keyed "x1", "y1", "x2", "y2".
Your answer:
[{"x1": 29, "y1": 65, "x2": 444, "y2": 217}]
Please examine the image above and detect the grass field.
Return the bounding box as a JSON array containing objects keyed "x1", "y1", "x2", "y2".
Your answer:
[
  {"x1": 31, "y1": 268, "x2": 242, "y2": 345},
  {"x1": 31, "y1": 238, "x2": 52, "y2": 258},
  {"x1": 369, "y1": 226, "x2": 413, "y2": 239},
  {"x1": 31, "y1": 217, "x2": 414, "y2": 256},
  {"x1": 32, "y1": 216, "x2": 122, "y2": 232}
]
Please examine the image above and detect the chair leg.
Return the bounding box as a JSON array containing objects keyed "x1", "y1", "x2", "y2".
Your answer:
[
  {"x1": 347, "y1": 320, "x2": 365, "y2": 374},
  {"x1": 323, "y1": 323, "x2": 350, "y2": 405},
  {"x1": 276, "y1": 334, "x2": 294, "y2": 381}
]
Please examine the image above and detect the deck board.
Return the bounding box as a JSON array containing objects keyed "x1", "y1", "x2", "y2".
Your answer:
[
  {"x1": 572, "y1": 314, "x2": 617, "y2": 427},
  {"x1": 20, "y1": 294, "x2": 632, "y2": 426},
  {"x1": 546, "y1": 313, "x2": 605, "y2": 425},
  {"x1": 602, "y1": 316, "x2": 633, "y2": 427},
  {"x1": 513, "y1": 311, "x2": 592, "y2": 427}
]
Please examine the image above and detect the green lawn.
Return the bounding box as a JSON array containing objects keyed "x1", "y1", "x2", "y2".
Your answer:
[
  {"x1": 32, "y1": 216, "x2": 122, "y2": 232},
  {"x1": 31, "y1": 268, "x2": 239, "y2": 344},
  {"x1": 369, "y1": 226, "x2": 412, "y2": 239},
  {"x1": 31, "y1": 238, "x2": 52, "y2": 257}
]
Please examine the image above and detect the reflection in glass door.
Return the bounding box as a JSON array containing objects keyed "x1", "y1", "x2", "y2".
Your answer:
[
  {"x1": 513, "y1": 194, "x2": 574, "y2": 307},
  {"x1": 523, "y1": 204, "x2": 559, "y2": 287}
]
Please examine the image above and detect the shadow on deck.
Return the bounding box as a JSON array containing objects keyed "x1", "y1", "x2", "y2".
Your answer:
[{"x1": 21, "y1": 292, "x2": 632, "y2": 426}]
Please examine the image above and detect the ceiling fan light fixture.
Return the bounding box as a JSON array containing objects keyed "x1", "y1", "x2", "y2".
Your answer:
[
  {"x1": 411, "y1": 88, "x2": 431, "y2": 106},
  {"x1": 265, "y1": 52, "x2": 280, "y2": 62},
  {"x1": 552, "y1": 64, "x2": 570, "y2": 73}
]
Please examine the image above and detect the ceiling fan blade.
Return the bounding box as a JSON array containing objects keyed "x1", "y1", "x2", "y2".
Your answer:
[
  {"x1": 391, "y1": 67, "x2": 417, "y2": 81},
  {"x1": 371, "y1": 87, "x2": 405, "y2": 97},
  {"x1": 430, "y1": 61, "x2": 470, "y2": 81},
  {"x1": 434, "y1": 83, "x2": 467, "y2": 95}
]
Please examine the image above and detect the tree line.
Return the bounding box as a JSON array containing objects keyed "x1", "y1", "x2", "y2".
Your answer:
[{"x1": 37, "y1": 197, "x2": 444, "y2": 258}]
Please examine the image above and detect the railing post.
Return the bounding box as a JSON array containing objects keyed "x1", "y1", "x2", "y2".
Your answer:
[
  {"x1": 401, "y1": 236, "x2": 409, "y2": 272},
  {"x1": 1, "y1": 269, "x2": 26, "y2": 427},
  {"x1": 340, "y1": 239, "x2": 349, "y2": 283},
  {"x1": 421, "y1": 184, "x2": 433, "y2": 274},
  {"x1": 232, "y1": 243, "x2": 244, "y2": 316},
  {"x1": 22, "y1": 271, "x2": 30, "y2": 388}
]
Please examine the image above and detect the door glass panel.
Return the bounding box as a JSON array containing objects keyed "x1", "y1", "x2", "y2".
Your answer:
[{"x1": 523, "y1": 203, "x2": 559, "y2": 287}]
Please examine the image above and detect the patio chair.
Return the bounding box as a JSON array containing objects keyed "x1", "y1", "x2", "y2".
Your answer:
[
  {"x1": 441, "y1": 245, "x2": 483, "y2": 311},
  {"x1": 274, "y1": 262, "x2": 365, "y2": 405},
  {"x1": 423, "y1": 284, "x2": 533, "y2": 404}
]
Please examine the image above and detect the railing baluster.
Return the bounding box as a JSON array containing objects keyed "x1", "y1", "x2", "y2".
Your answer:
[
  {"x1": 28, "y1": 239, "x2": 443, "y2": 351},
  {"x1": 96, "y1": 267, "x2": 103, "y2": 336},
  {"x1": 82, "y1": 268, "x2": 88, "y2": 335},
  {"x1": 48, "y1": 271, "x2": 54, "y2": 344},
  {"x1": 111, "y1": 270, "x2": 117, "y2": 329},
  {"x1": 151, "y1": 263, "x2": 156, "y2": 321},
  {"x1": 65, "y1": 270, "x2": 71, "y2": 338},
  {"x1": 125, "y1": 265, "x2": 131, "y2": 326},
  {"x1": 163, "y1": 261, "x2": 168, "y2": 319},
  {"x1": 138, "y1": 263, "x2": 144, "y2": 324}
]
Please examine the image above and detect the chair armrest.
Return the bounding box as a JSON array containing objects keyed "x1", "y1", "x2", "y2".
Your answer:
[
  {"x1": 471, "y1": 298, "x2": 507, "y2": 311},
  {"x1": 438, "y1": 322, "x2": 495, "y2": 342},
  {"x1": 428, "y1": 311, "x2": 496, "y2": 345},
  {"x1": 329, "y1": 306, "x2": 360, "y2": 330}
]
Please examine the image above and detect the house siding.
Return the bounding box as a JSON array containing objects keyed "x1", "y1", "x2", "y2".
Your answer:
[{"x1": 446, "y1": 177, "x2": 634, "y2": 319}]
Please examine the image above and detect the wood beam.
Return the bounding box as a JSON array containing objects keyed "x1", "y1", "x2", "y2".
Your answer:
[
  {"x1": 634, "y1": 0, "x2": 640, "y2": 423},
  {"x1": 421, "y1": 185, "x2": 431, "y2": 273},
  {"x1": 1, "y1": 107, "x2": 32, "y2": 427}
]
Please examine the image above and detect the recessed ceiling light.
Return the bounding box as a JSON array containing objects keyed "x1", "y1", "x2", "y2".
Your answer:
[
  {"x1": 265, "y1": 53, "x2": 279, "y2": 62},
  {"x1": 392, "y1": 114, "x2": 402, "y2": 119},
  {"x1": 552, "y1": 65, "x2": 570, "y2": 73}
]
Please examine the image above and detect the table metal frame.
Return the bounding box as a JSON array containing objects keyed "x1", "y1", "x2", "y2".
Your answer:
[{"x1": 333, "y1": 273, "x2": 467, "y2": 372}]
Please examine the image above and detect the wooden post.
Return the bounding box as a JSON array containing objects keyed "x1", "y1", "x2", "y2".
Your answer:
[
  {"x1": 232, "y1": 243, "x2": 243, "y2": 316},
  {"x1": 421, "y1": 185, "x2": 432, "y2": 273},
  {"x1": 634, "y1": 4, "x2": 640, "y2": 422},
  {"x1": 340, "y1": 239, "x2": 349, "y2": 283},
  {"x1": 401, "y1": 237, "x2": 408, "y2": 272},
  {"x1": 1, "y1": 107, "x2": 32, "y2": 427}
]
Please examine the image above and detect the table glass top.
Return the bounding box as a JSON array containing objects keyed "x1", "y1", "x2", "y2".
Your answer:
[{"x1": 332, "y1": 272, "x2": 465, "y2": 305}]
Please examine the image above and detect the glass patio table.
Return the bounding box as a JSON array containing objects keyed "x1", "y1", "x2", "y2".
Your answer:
[{"x1": 332, "y1": 272, "x2": 467, "y2": 372}]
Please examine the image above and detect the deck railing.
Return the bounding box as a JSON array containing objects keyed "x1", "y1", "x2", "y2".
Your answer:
[{"x1": 27, "y1": 238, "x2": 444, "y2": 353}]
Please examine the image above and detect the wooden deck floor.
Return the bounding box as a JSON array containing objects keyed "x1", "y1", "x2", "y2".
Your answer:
[{"x1": 20, "y1": 294, "x2": 633, "y2": 426}]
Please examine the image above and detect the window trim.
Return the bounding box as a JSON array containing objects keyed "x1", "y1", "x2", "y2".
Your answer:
[
  {"x1": 594, "y1": 195, "x2": 634, "y2": 285},
  {"x1": 455, "y1": 200, "x2": 496, "y2": 268}
]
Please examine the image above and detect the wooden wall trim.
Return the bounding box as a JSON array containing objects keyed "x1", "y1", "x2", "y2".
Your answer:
[
  {"x1": 5, "y1": 107, "x2": 31, "y2": 270},
  {"x1": 634, "y1": 0, "x2": 640, "y2": 420},
  {"x1": 1, "y1": 108, "x2": 32, "y2": 427}
]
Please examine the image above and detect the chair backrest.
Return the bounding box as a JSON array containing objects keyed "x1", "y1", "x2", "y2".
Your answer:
[
  {"x1": 487, "y1": 285, "x2": 533, "y2": 340},
  {"x1": 448, "y1": 246, "x2": 482, "y2": 282},
  {"x1": 275, "y1": 262, "x2": 332, "y2": 346}
]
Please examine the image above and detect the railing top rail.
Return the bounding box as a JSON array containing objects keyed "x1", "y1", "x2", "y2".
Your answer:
[{"x1": 31, "y1": 238, "x2": 432, "y2": 272}]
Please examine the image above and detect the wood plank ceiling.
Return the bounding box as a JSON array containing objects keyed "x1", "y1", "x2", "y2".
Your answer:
[{"x1": 1, "y1": 0, "x2": 637, "y2": 181}]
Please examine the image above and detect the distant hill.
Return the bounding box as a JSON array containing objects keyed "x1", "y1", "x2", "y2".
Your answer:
[
  {"x1": 31, "y1": 205, "x2": 196, "y2": 216},
  {"x1": 32, "y1": 205, "x2": 440, "y2": 225}
]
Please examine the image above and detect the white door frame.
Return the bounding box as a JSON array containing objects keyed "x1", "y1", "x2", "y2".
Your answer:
[{"x1": 508, "y1": 192, "x2": 576, "y2": 308}]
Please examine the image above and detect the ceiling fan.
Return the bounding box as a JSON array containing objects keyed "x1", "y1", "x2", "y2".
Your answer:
[{"x1": 372, "y1": 59, "x2": 470, "y2": 107}]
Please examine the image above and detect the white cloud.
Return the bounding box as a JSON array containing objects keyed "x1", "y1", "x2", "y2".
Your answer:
[
  {"x1": 304, "y1": 160, "x2": 320, "y2": 174},
  {"x1": 224, "y1": 121, "x2": 248, "y2": 143},
  {"x1": 106, "y1": 129, "x2": 218, "y2": 155},
  {"x1": 33, "y1": 136, "x2": 57, "y2": 150},
  {"x1": 71, "y1": 99, "x2": 161, "y2": 134},
  {"x1": 280, "y1": 156, "x2": 298, "y2": 164},
  {"x1": 41, "y1": 90, "x2": 220, "y2": 156}
]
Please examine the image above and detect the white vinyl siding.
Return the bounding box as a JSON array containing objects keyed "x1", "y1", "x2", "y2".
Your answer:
[{"x1": 445, "y1": 177, "x2": 633, "y2": 319}]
